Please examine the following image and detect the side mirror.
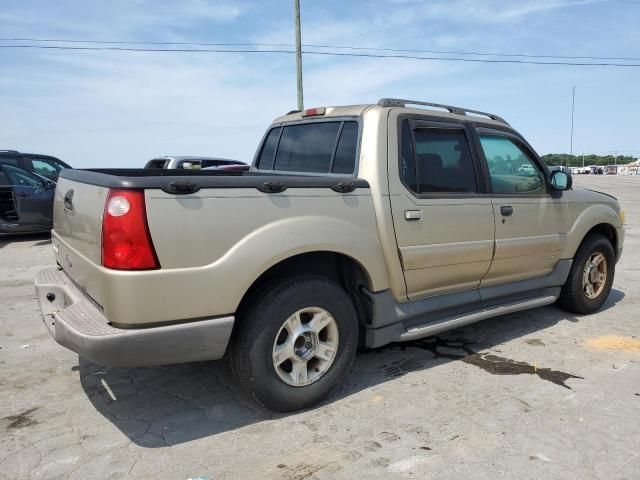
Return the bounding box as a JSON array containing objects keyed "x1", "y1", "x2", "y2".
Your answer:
[{"x1": 550, "y1": 170, "x2": 571, "y2": 191}]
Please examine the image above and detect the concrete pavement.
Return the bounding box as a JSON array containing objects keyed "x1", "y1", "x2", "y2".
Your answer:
[{"x1": 1, "y1": 175, "x2": 638, "y2": 479}]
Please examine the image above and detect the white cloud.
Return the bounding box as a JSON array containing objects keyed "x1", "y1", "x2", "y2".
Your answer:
[
  {"x1": 384, "y1": 0, "x2": 598, "y2": 23},
  {"x1": 0, "y1": 50, "x2": 292, "y2": 167},
  {"x1": 0, "y1": 0, "x2": 246, "y2": 39}
]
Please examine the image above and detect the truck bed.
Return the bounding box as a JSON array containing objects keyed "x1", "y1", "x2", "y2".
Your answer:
[{"x1": 51, "y1": 168, "x2": 380, "y2": 328}]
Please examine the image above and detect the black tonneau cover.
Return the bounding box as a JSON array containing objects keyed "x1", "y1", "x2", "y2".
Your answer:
[{"x1": 60, "y1": 169, "x2": 369, "y2": 193}]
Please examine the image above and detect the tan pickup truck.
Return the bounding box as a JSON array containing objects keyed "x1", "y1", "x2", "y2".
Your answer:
[{"x1": 35, "y1": 98, "x2": 625, "y2": 411}]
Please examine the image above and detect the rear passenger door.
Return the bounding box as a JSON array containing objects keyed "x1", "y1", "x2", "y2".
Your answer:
[
  {"x1": 475, "y1": 128, "x2": 567, "y2": 286},
  {"x1": 388, "y1": 118, "x2": 495, "y2": 300}
]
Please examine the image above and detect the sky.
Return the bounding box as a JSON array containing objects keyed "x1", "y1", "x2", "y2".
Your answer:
[{"x1": 1, "y1": 0, "x2": 639, "y2": 168}]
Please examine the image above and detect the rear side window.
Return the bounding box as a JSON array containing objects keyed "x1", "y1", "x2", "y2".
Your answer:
[
  {"x1": 400, "y1": 122, "x2": 478, "y2": 193},
  {"x1": 257, "y1": 121, "x2": 358, "y2": 174},
  {"x1": 0, "y1": 156, "x2": 21, "y2": 167},
  {"x1": 256, "y1": 127, "x2": 282, "y2": 170},
  {"x1": 332, "y1": 122, "x2": 358, "y2": 174}
]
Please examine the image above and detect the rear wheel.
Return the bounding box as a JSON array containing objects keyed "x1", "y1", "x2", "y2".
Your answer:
[
  {"x1": 230, "y1": 276, "x2": 359, "y2": 412},
  {"x1": 559, "y1": 233, "x2": 615, "y2": 314}
]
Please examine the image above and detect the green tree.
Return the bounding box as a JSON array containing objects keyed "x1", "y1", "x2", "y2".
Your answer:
[{"x1": 540, "y1": 154, "x2": 637, "y2": 167}]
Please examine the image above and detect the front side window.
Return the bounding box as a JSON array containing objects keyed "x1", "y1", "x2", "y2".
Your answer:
[
  {"x1": 3, "y1": 164, "x2": 43, "y2": 188},
  {"x1": 31, "y1": 158, "x2": 60, "y2": 179},
  {"x1": 400, "y1": 123, "x2": 478, "y2": 193},
  {"x1": 257, "y1": 121, "x2": 358, "y2": 174},
  {"x1": 479, "y1": 135, "x2": 546, "y2": 194}
]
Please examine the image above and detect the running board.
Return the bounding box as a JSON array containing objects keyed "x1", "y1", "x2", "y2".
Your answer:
[{"x1": 398, "y1": 295, "x2": 557, "y2": 342}]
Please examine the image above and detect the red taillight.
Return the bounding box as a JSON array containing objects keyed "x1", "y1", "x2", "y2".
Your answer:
[{"x1": 102, "y1": 189, "x2": 159, "y2": 270}]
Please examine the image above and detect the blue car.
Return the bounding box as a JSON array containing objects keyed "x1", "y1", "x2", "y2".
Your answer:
[{"x1": 0, "y1": 162, "x2": 56, "y2": 234}]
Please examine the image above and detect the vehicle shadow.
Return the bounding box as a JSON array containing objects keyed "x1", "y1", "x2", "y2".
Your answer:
[
  {"x1": 0, "y1": 232, "x2": 51, "y2": 249},
  {"x1": 77, "y1": 289, "x2": 625, "y2": 447}
]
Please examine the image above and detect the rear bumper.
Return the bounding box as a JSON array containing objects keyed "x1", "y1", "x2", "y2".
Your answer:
[{"x1": 34, "y1": 267, "x2": 234, "y2": 367}]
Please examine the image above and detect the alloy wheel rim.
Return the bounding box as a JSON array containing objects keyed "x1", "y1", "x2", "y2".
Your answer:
[
  {"x1": 582, "y1": 251, "x2": 607, "y2": 300},
  {"x1": 272, "y1": 307, "x2": 339, "y2": 387}
]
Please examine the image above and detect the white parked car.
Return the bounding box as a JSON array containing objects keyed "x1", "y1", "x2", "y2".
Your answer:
[{"x1": 519, "y1": 164, "x2": 536, "y2": 176}]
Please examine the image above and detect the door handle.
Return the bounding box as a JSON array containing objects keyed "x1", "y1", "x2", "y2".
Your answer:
[
  {"x1": 404, "y1": 210, "x2": 422, "y2": 221},
  {"x1": 500, "y1": 205, "x2": 514, "y2": 216}
]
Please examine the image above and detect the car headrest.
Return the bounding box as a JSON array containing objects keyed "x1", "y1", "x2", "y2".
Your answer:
[{"x1": 417, "y1": 153, "x2": 443, "y2": 170}]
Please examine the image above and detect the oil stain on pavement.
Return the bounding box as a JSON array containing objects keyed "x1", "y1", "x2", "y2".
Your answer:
[
  {"x1": 462, "y1": 353, "x2": 583, "y2": 389},
  {"x1": 2, "y1": 407, "x2": 39, "y2": 429},
  {"x1": 379, "y1": 337, "x2": 583, "y2": 389}
]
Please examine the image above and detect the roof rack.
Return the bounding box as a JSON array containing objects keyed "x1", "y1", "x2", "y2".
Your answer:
[
  {"x1": 377, "y1": 98, "x2": 508, "y2": 125},
  {"x1": 0, "y1": 150, "x2": 19, "y2": 153}
]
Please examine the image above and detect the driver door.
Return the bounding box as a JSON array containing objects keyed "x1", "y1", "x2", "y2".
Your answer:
[
  {"x1": 475, "y1": 129, "x2": 568, "y2": 286},
  {"x1": 3, "y1": 165, "x2": 53, "y2": 226}
]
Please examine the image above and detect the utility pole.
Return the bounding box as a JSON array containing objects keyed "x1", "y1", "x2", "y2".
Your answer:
[
  {"x1": 570, "y1": 85, "x2": 576, "y2": 159},
  {"x1": 294, "y1": 0, "x2": 304, "y2": 111}
]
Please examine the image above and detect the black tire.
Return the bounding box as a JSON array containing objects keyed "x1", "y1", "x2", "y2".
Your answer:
[
  {"x1": 558, "y1": 233, "x2": 615, "y2": 314},
  {"x1": 229, "y1": 275, "x2": 359, "y2": 412}
]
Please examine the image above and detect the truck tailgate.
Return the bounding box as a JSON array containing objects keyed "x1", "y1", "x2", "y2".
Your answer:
[{"x1": 52, "y1": 177, "x2": 108, "y2": 305}]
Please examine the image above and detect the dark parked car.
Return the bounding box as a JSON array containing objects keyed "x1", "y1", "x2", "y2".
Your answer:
[
  {"x1": 0, "y1": 163, "x2": 55, "y2": 234},
  {"x1": 144, "y1": 155, "x2": 247, "y2": 170},
  {"x1": 203, "y1": 163, "x2": 250, "y2": 173},
  {"x1": 0, "y1": 150, "x2": 71, "y2": 181}
]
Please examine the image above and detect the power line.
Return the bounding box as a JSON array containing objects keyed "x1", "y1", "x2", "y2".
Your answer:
[
  {"x1": 2, "y1": 43, "x2": 640, "y2": 67},
  {"x1": 306, "y1": 43, "x2": 640, "y2": 62},
  {"x1": 2, "y1": 37, "x2": 640, "y2": 62}
]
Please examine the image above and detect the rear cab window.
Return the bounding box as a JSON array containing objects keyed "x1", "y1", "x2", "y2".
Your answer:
[
  {"x1": 256, "y1": 119, "x2": 359, "y2": 175},
  {"x1": 145, "y1": 159, "x2": 169, "y2": 169}
]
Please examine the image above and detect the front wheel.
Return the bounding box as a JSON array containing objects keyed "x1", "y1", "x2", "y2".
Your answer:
[
  {"x1": 229, "y1": 276, "x2": 359, "y2": 412},
  {"x1": 558, "y1": 233, "x2": 615, "y2": 314}
]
